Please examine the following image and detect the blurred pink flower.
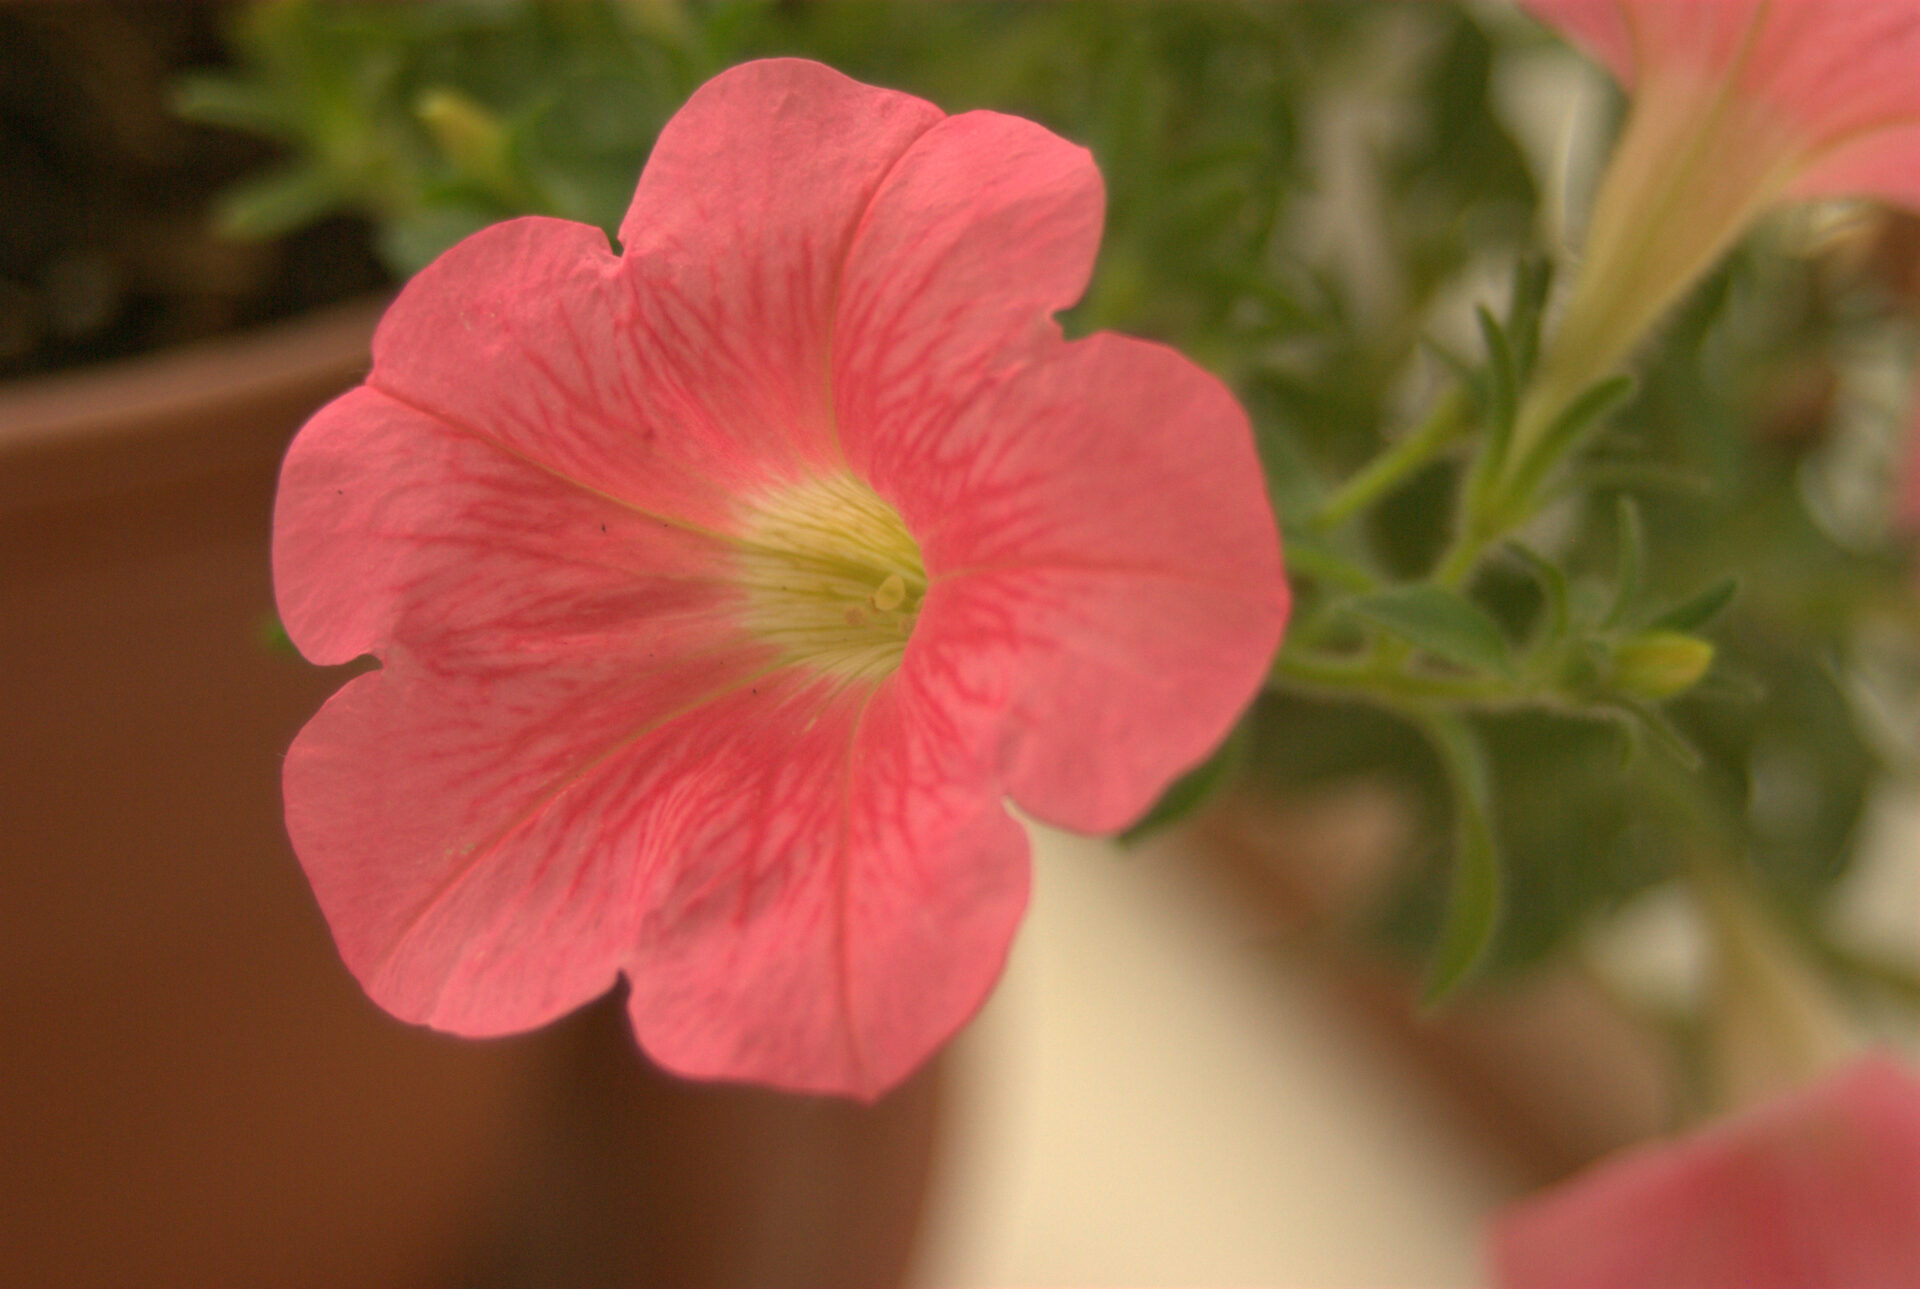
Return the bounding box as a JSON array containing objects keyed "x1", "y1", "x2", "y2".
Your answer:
[
  {"x1": 1530, "y1": 0, "x2": 1920, "y2": 208},
  {"x1": 1490, "y1": 1054, "x2": 1920, "y2": 1289},
  {"x1": 272, "y1": 59, "x2": 1286, "y2": 1099},
  {"x1": 1519, "y1": 0, "x2": 1920, "y2": 428}
]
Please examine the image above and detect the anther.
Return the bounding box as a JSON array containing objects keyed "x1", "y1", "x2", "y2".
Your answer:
[{"x1": 871, "y1": 573, "x2": 907, "y2": 613}]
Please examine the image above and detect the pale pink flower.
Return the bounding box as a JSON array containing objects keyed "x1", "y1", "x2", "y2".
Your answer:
[
  {"x1": 1518, "y1": 0, "x2": 1920, "y2": 438},
  {"x1": 1489, "y1": 1054, "x2": 1920, "y2": 1289},
  {"x1": 272, "y1": 59, "x2": 1286, "y2": 1099}
]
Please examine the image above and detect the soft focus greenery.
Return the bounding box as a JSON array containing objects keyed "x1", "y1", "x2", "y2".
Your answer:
[{"x1": 185, "y1": 1, "x2": 1919, "y2": 1024}]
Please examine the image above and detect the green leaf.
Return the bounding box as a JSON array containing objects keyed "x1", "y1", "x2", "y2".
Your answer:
[
  {"x1": 1505, "y1": 256, "x2": 1552, "y2": 380},
  {"x1": 212, "y1": 163, "x2": 341, "y2": 241},
  {"x1": 375, "y1": 203, "x2": 502, "y2": 277},
  {"x1": 1502, "y1": 541, "x2": 1568, "y2": 643},
  {"x1": 1614, "y1": 699, "x2": 1703, "y2": 770},
  {"x1": 173, "y1": 74, "x2": 293, "y2": 137},
  {"x1": 1476, "y1": 304, "x2": 1518, "y2": 446},
  {"x1": 1504, "y1": 373, "x2": 1637, "y2": 512},
  {"x1": 255, "y1": 611, "x2": 298, "y2": 657},
  {"x1": 1603, "y1": 496, "x2": 1645, "y2": 629},
  {"x1": 1348, "y1": 584, "x2": 1515, "y2": 677},
  {"x1": 1414, "y1": 711, "x2": 1502, "y2": 1005},
  {"x1": 1650, "y1": 575, "x2": 1741, "y2": 633},
  {"x1": 1420, "y1": 335, "x2": 1478, "y2": 392}
]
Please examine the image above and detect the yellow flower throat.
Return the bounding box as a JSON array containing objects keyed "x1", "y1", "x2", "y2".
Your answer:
[{"x1": 735, "y1": 471, "x2": 927, "y2": 681}]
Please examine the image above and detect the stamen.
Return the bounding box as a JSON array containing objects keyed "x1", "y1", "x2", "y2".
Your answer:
[{"x1": 872, "y1": 573, "x2": 907, "y2": 613}]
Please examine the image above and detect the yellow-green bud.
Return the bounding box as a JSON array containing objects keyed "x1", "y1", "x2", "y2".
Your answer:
[
  {"x1": 416, "y1": 88, "x2": 515, "y2": 197},
  {"x1": 1611, "y1": 630, "x2": 1715, "y2": 701}
]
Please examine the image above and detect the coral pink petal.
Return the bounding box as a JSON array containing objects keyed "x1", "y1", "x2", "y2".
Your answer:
[
  {"x1": 1490, "y1": 1056, "x2": 1920, "y2": 1289},
  {"x1": 824, "y1": 109, "x2": 1279, "y2": 833},
  {"x1": 623, "y1": 664, "x2": 1029, "y2": 1100},
  {"x1": 908, "y1": 334, "x2": 1287, "y2": 833},
  {"x1": 363, "y1": 215, "x2": 795, "y2": 533},
  {"x1": 273, "y1": 386, "x2": 745, "y2": 667},
  {"x1": 1525, "y1": 0, "x2": 1920, "y2": 210},
  {"x1": 1790, "y1": 120, "x2": 1920, "y2": 211},
  {"x1": 277, "y1": 388, "x2": 787, "y2": 1031},
  {"x1": 1737, "y1": 0, "x2": 1920, "y2": 154},
  {"x1": 833, "y1": 108, "x2": 1103, "y2": 492},
  {"x1": 617, "y1": 58, "x2": 944, "y2": 474},
  {"x1": 1521, "y1": 0, "x2": 1641, "y2": 85},
  {"x1": 283, "y1": 653, "x2": 737, "y2": 1036}
]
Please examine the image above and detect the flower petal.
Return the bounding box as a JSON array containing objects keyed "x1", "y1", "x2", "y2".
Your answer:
[
  {"x1": 274, "y1": 386, "x2": 745, "y2": 667},
  {"x1": 1490, "y1": 1056, "x2": 1920, "y2": 1289},
  {"x1": 361, "y1": 59, "x2": 955, "y2": 536},
  {"x1": 364, "y1": 215, "x2": 785, "y2": 531},
  {"x1": 278, "y1": 390, "x2": 791, "y2": 1034},
  {"x1": 1525, "y1": 0, "x2": 1920, "y2": 210},
  {"x1": 616, "y1": 58, "x2": 946, "y2": 473},
  {"x1": 832, "y1": 107, "x2": 1103, "y2": 489},
  {"x1": 282, "y1": 638, "x2": 775, "y2": 1037},
  {"x1": 1791, "y1": 121, "x2": 1920, "y2": 210},
  {"x1": 622, "y1": 664, "x2": 1029, "y2": 1100},
  {"x1": 1522, "y1": 0, "x2": 1637, "y2": 86},
  {"x1": 1736, "y1": 0, "x2": 1920, "y2": 167},
  {"x1": 910, "y1": 333, "x2": 1288, "y2": 833}
]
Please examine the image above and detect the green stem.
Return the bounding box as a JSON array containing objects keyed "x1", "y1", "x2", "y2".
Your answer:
[
  {"x1": 1270, "y1": 646, "x2": 1540, "y2": 708},
  {"x1": 1308, "y1": 388, "x2": 1472, "y2": 533}
]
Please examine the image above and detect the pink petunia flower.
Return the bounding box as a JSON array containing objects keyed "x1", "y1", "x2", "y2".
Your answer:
[
  {"x1": 1518, "y1": 0, "x2": 1920, "y2": 438},
  {"x1": 272, "y1": 59, "x2": 1286, "y2": 1099},
  {"x1": 1489, "y1": 1054, "x2": 1920, "y2": 1289}
]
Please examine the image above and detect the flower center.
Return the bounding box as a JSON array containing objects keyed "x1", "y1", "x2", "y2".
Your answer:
[{"x1": 734, "y1": 470, "x2": 927, "y2": 681}]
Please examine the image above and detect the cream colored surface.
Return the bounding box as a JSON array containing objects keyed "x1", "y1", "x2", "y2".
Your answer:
[{"x1": 910, "y1": 825, "x2": 1519, "y2": 1289}]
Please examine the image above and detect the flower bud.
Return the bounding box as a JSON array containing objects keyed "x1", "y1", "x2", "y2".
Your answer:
[
  {"x1": 416, "y1": 87, "x2": 514, "y2": 195},
  {"x1": 1611, "y1": 630, "x2": 1714, "y2": 700}
]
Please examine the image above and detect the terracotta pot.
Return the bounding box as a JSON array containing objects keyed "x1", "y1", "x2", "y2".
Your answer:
[{"x1": 0, "y1": 301, "x2": 940, "y2": 1288}]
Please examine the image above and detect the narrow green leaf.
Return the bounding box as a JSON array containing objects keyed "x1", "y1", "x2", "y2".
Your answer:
[
  {"x1": 1555, "y1": 459, "x2": 1711, "y2": 501},
  {"x1": 1604, "y1": 707, "x2": 1644, "y2": 768},
  {"x1": 1650, "y1": 575, "x2": 1742, "y2": 633},
  {"x1": 1615, "y1": 699, "x2": 1703, "y2": 770},
  {"x1": 1420, "y1": 336, "x2": 1479, "y2": 394},
  {"x1": 1476, "y1": 305, "x2": 1518, "y2": 452},
  {"x1": 1505, "y1": 256, "x2": 1552, "y2": 380},
  {"x1": 1603, "y1": 496, "x2": 1645, "y2": 629},
  {"x1": 375, "y1": 204, "x2": 501, "y2": 277},
  {"x1": 1348, "y1": 584, "x2": 1515, "y2": 677},
  {"x1": 1506, "y1": 373, "x2": 1637, "y2": 510},
  {"x1": 212, "y1": 163, "x2": 340, "y2": 241},
  {"x1": 173, "y1": 74, "x2": 293, "y2": 138},
  {"x1": 1502, "y1": 541, "x2": 1568, "y2": 643},
  {"x1": 255, "y1": 611, "x2": 298, "y2": 657},
  {"x1": 1414, "y1": 711, "x2": 1503, "y2": 1005}
]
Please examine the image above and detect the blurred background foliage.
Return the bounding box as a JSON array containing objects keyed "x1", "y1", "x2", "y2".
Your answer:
[{"x1": 176, "y1": 0, "x2": 1919, "y2": 1014}]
